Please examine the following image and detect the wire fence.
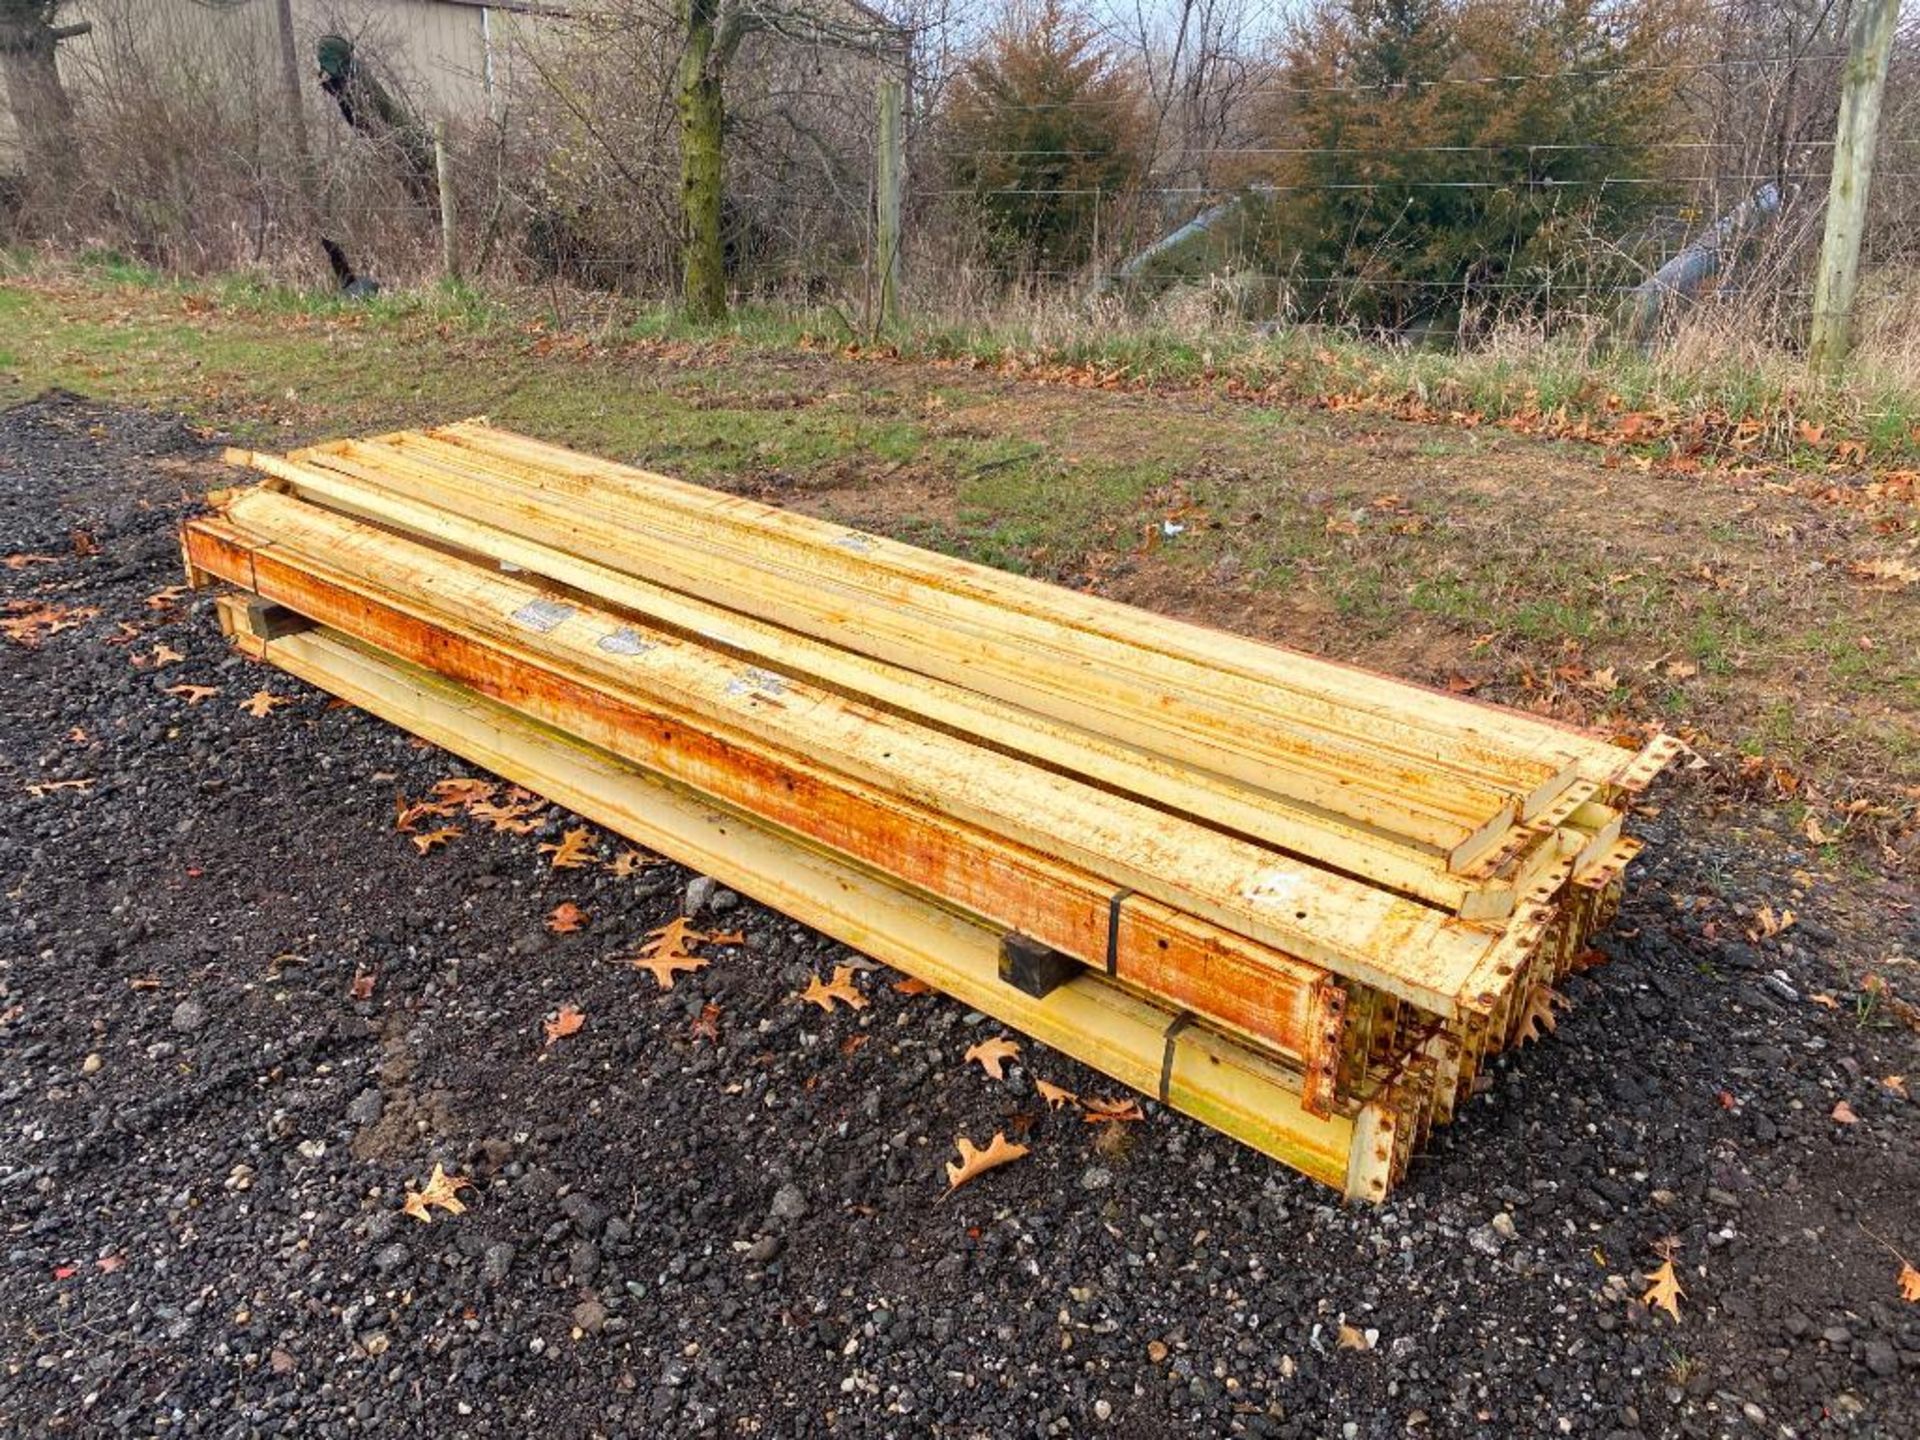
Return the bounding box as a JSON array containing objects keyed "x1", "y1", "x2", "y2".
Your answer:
[{"x1": 15, "y1": 0, "x2": 1918, "y2": 346}]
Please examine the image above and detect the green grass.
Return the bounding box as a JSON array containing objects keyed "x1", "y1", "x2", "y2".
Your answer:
[{"x1": 1, "y1": 262, "x2": 1916, "y2": 813}]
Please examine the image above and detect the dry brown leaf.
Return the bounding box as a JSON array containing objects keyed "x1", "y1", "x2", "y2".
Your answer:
[
  {"x1": 1081, "y1": 1095, "x2": 1145, "y2": 1125},
  {"x1": 964, "y1": 1037, "x2": 1021, "y2": 1081},
  {"x1": 543, "y1": 1004, "x2": 585, "y2": 1046},
  {"x1": 629, "y1": 917, "x2": 742, "y2": 989},
  {"x1": 164, "y1": 683, "x2": 219, "y2": 706},
  {"x1": 348, "y1": 967, "x2": 377, "y2": 1001},
  {"x1": 1831, "y1": 1100, "x2": 1859, "y2": 1125},
  {"x1": 430, "y1": 777, "x2": 497, "y2": 806},
  {"x1": 1, "y1": 602, "x2": 97, "y2": 646},
  {"x1": 144, "y1": 585, "x2": 191, "y2": 611},
  {"x1": 1335, "y1": 1323, "x2": 1370, "y2": 1351},
  {"x1": 411, "y1": 826, "x2": 460, "y2": 855},
  {"x1": 400, "y1": 1163, "x2": 472, "y2": 1223},
  {"x1": 546, "y1": 902, "x2": 588, "y2": 935},
  {"x1": 2, "y1": 552, "x2": 58, "y2": 570},
  {"x1": 25, "y1": 778, "x2": 93, "y2": 797},
  {"x1": 1514, "y1": 985, "x2": 1570, "y2": 1046},
  {"x1": 1576, "y1": 665, "x2": 1619, "y2": 694},
  {"x1": 1035, "y1": 1079, "x2": 1078, "y2": 1111},
  {"x1": 1883, "y1": 1075, "x2": 1909, "y2": 1098},
  {"x1": 799, "y1": 964, "x2": 868, "y2": 1012},
  {"x1": 538, "y1": 826, "x2": 598, "y2": 869},
  {"x1": 393, "y1": 793, "x2": 459, "y2": 832},
  {"x1": 944, "y1": 1131, "x2": 1029, "y2": 1191},
  {"x1": 1748, "y1": 905, "x2": 1797, "y2": 941},
  {"x1": 892, "y1": 976, "x2": 934, "y2": 996},
  {"x1": 151, "y1": 643, "x2": 184, "y2": 667},
  {"x1": 605, "y1": 848, "x2": 660, "y2": 878},
  {"x1": 1642, "y1": 1259, "x2": 1685, "y2": 1323},
  {"x1": 690, "y1": 1003, "x2": 722, "y2": 1041},
  {"x1": 1849, "y1": 556, "x2": 1920, "y2": 589},
  {"x1": 1900, "y1": 1261, "x2": 1920, "y2": 1303},
  {"x1": 240, "y1": 690, "x2": 291, "y2": 718},
  {"x1": 1810, "y1": 992, "x2": 1841, "y2": 1010},
  {"x1": 468, "y1": 798, "x2": 544, "y2": 834}
]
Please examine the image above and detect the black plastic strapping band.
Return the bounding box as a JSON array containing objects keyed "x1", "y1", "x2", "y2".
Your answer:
[
  {"x1": 1157, "y1": 1011, "x2": 1196, "y2": 1103},
  {"x1": 1104, "y1": 887, "x2": 1135, "y2": 976}
]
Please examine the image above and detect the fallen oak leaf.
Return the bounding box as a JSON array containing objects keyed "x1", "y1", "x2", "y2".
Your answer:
[
  {"x1": 0, "y1": 602, "x2": 97, "y2": 646},
  {"x1": 1884, "y1": 1075, "x2": 1909, "y2": 1098},
  {"x1": 164, "y1": 683, "x2": 219, "y2": 706},
  {"x1": 239, "y1": 690, "x2": 291, "y2": 718},
  {"x1": 605, "y1": 848, "x2": 661, "y2": 878},
  {"x1": 1831, "y1": 1100, "x2": 1859, "y2": 1125},
  {"x1": 546, "y1": 902, "x2": 588, "y2": 935},
  {"x1": 543, "y1": 1003, "x2": 585, "y2": 1046},
  {"x1": 1849, "y1": 556, "x2": 1920, "y2": 589},
  {"x1": 393, "y1": 793, "x2": 460, "y2": 832},
  {"x1": 1081, "y1": 1095, "x2": 1145, "y2": 1124},
  {"x1": 400, "y1": 1163, "x2": 472, "y2": 1223},
  {"x1": 144, "y1": 584, "x2": 191, "y2": 610},
  {"x1": 1035, "y1": 1079, "x2": 1078, "y2": 1111},
  {"x1": 943, "y1": 1131, "x2": 1029, "y2": 1192},
  {"x1": 1514, "y1": 985, "x2": 1570, "y2": 1046},
  {"x1": 2, "y1": 553, "x2": 58, "y2": 569},
  {"x1": 1810, "y1": 992, "x2": 1841, "y2": 1010},
  {"x1": 627, "y1": 918, "x2": 743, "y2": 989},
  {"x1": 964, "y1": 1036, "x2": 1021, "y2": 1080},
  {"x1": 411, "y1": 826, "x2": 461, "y2": 855},
  {"x1": 1336, "y1": 1323, "x2": 1371, "y2": 1351},
  {"x1": 150, "y1": 643, "x2": 184, "y2": 667},
  {"x1": 892, "y1": 976, "x2": 934, "y2": 996},
  {"x1": 467, "y1": 798, "x2": 544, "y2": 834},
  {"x1": 348, "y1": 967, "x2": 377, "y2": 1001},
  {"x1": 690, "y1": 1003, "x2": 722, "y2": 1041},
  {"x1": 1642, "y1": 1258, "x2": 1685, "y2": 1323},
  {"x1": 538, "y1": 826, "x2": 598, "y2": 869},
  {"x1": 798, "y1": 964, "x2": 868, "y2": 1012},
  {"x1": 1747, "y1": 904, "x2": 1796, "y2": 941},
  {"x1": 430, "y1": 776, "x2": 497, "y2": 806}
]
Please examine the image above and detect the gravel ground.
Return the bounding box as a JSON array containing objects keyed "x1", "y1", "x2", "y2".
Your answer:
[{"x1": 2, "y1": 390, "x2": 1917, "y2": 1439}]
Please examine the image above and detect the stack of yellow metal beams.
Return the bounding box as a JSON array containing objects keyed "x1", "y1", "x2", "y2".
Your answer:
[{"x1": 179, "y1": 421, "x2": 1678, "y2": 1202}]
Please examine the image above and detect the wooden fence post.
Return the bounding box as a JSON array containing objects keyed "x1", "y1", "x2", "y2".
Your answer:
[
  {"x1": 875, "y1": 75, "x2": 904, "y2": 328},
  {"x1": 434, "y1": 119, "x2": 458, "y2": 281},
  {"x1": 1808, "y1": 0, "x2": 1901, "y2": 372}
]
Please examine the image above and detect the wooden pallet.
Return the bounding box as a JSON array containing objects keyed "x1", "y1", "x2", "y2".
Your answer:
[{"x1": 182, "y1": 422, "x2": 1677, "y2": 1201}]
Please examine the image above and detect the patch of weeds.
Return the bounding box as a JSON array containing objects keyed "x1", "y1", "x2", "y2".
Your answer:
[{"x1": 76, "y1": 248, "x2": 164, "y2": 287}]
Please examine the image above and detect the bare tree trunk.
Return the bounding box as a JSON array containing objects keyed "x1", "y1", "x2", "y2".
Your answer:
[
  {"x1": 0, "y1": 10, "x2": 79, "y2": 183},
  {"x1": 677, "y1": 0, "x2": 728, "y2": 322}
]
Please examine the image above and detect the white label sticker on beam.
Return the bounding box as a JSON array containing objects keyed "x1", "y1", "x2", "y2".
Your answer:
[{"x1": 510, "y1": 598, "x2": 574, "y2": 633}]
